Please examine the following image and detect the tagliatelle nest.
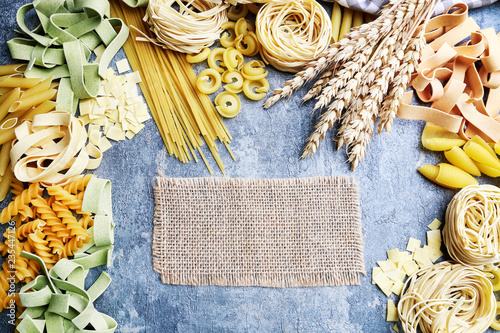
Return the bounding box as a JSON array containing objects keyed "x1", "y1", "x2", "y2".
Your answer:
[
  {"x1": 143, "y1": 0, "x2": 229, "y2": 54},
  {"x1": 256, "y1": 0, "x2": 332, "y2": 73}
]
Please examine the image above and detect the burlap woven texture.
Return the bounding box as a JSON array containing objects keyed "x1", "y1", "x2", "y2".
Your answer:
[{"x1": 153, "y1": 176, "x2": 365, "y2": 287}]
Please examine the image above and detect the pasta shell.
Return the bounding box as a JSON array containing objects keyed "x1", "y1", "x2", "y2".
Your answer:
[
  {"x1": 421, "y1": 124, "x2": 466, "y2": 151},
  {"x1": 470, "y1": 135, "x2": 496, "y2": 158},
  {"x1": 475, "y1": 162, "x2": 500, "y2": 177},
  {"x1": 423, "y1": 138, "x2": 468, "y2": 151},
  {"x1": 418, "y1": 164, "x2": 439, "y2": 182},
  {"x1": 464, "y1": 141, "x2": 500, "y2": 170},
  {"x1": 494, "y1": 141, "x2": 500, "y2": 156},
  {"x1": 435, "y1": 163, "x2": 478, "y2": 189},
  {"x1": 444, "y1": 146, "x2": 481, "y2": 176}
]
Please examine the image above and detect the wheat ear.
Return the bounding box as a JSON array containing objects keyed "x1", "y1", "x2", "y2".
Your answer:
[
  {"x1": 302, "y1": 65, "x2": 336, "y2": 103},
  {"x1": 262, "y1": 0, "x2": 403, "y2": 109},
  {"x1": 378, "y1": 30, "x2": 426, "y2": 133}
]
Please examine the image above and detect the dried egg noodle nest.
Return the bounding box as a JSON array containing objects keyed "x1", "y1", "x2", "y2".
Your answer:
[
  {"x1": 143, "y1": 0, "x2": 229, "y2": 54},
  {"x1": 398, "y1": 261, "x2": 496, "y2": 333},
  {"x1": 443, "y1": 185, "x2": 500, "y2": 268},
  {"x1": 256, "y1": 0, "x2": 332, "y2": 73},
  {"x1": 10, "y1": 111, "x2": 101, "y2": 186}
]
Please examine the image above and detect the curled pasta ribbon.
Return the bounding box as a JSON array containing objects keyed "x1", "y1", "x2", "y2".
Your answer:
[
  {"x1": 197, "y1": 69, "x2": 222, "y2": 95},
  {"x1": 444, "y1": 185, "x2": 500, "y2": 268},
  {"x1": 491, "y1": 302, "x2": 500, "y2": 330},
  {"x1": 256, "y1": 0, "x2": 332, "y2": 73},
  {"x1": 144, "y1": 0, "x2": 229, "y2": 54},
  {"x1": 208, "y1": 47, "x2": 227, "y2": 73},
  {"x1": 223, "y1": 47, "x2": 244, "y2": 71},
  {"x1": 186, "y1": 48, "x2": 211, "y2": 64},
  {"x1": 485, "y1": 269, "x2": 500, "y2": 292},
  {"x1": 220, "y1": 22, "x2": 237, "y2": 48},
  {"x1": 235, "y1": 32, "x2": 260, "y2": 57},
  {"x1": 228, "y1": 4, "x2": 249, "y2": 21},
  {"x1": 398, "y1": 3, "x2": 500, "y2": 143},
  {"x1": 215, "y1": 91, "x2": 241, "y2": 118},
  {"x1": 222, "y1": 71, "x2": 244, "y2": 93},
  {"x1": 418, "y1": 163, "x2": 478, "y2": 189},
  {"x1": 243, "y1": 78, "x2": 269, "y2": 101},
  {"x1": 398, "y1": 261, "x2": 496, "y2": 333},
  {"x1": 235, "y1": 18, "x2": 255, "y2": 37},
  {"x1": 10, "y1": 111, "x2": 102, "y2": 186},
  {"x1": 242, "y1": 60, "x2": 268, "y2": 80}
]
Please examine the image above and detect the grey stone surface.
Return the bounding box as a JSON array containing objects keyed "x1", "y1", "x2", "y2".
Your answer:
[{"x1": 1, "y1": 1, "x2": 500, "y2": 332}]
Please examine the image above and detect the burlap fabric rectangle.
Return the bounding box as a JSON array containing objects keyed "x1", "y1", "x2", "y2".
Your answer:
[{"x1": 153, "y1": 177, "x2": 365, "y2": 287}]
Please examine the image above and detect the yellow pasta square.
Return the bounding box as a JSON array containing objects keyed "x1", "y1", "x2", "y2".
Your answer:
[{"x1": 427, "y1": 218, "x2": 442, "y2": 230}]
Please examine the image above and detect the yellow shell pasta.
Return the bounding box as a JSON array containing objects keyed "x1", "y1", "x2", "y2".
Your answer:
[
  {"x1": 197, "y1": 69, "x2": 222, "y2": 95},
  {"x1": 421, "y1": 124, "x2": 466, "y2": 151},
  {"x1": 186, "y1": 48, "x2": 211, "y2": 64},
  {"x1": 444, "y1": 146, "x2": 481, "y2": 176},
  {"x1": 242, "y1": 60, "x2": 268, "y2": 80},
  {"x1": 418, "y1": 163, "x2": 478, "y2": 189},
  {"x1": 475, "y1": 162, "x2": 500, "y2": 177},
  {"x1": 470, "y1": 135, "x2": 497, "y2": 157},
  {"x1": 463, "y1": 141, "x2": 500, "y2": 170},
  {"x1": 235, "y1": 18, "x2": 255, "y2": 37}
]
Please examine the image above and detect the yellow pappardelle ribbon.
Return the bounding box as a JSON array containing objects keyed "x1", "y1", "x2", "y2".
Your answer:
[
  {"x1": 398, "y1": 3, "x2": 500, "y2": 143},
  {"x1": 10, "y1": 111, "x2": 102, "y2": 186}
]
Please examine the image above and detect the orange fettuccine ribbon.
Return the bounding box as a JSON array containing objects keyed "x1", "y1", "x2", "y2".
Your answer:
[{"x1": 398, "y1": 3, "x2": 500, "y2": 142}]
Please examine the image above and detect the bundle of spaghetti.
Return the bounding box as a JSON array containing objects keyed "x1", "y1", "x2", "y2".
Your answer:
[
  {"x1": 443, "y1": 185, "x2": 500, "y2": 269},
  {"x1": 256, "y1": 0, "x2": 332, "y2": 72},
  {"x1": 398, "y1": 261, "x2": 496, "y2": 333},
  {"x1": 143, "y1": 0, "x2": 229, "y2": 54},
  {"x1": 110, "y1": 1, "x2": 234, "y2": 174}
]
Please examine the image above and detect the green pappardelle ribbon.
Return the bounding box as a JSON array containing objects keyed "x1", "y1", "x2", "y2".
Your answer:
[{"x1": 8, "y1": 0, "x2": 130, "y2": 114}]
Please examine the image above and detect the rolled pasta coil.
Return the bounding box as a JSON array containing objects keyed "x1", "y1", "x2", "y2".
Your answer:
[
  {"x1": 52, "y1": 201, "x2": 89, "y2": 242},
  {"x1": 242, "y1": 60, "x2": 268, "y2": 80},
  {"x1": 247, "y1": 3, "x2": 263, "y2": 14},
  {"x1": 17, "y1": 219, "x2": 46, "y2": 239},
  {"x1": 243, "y1": 78, "x2": 270, "y2": 101},
  {"x1": 222, "y1": 71, "x2": 244, "y2": 93},
  {"x1": 235, "y1": 18, "x2": 255, "y2": 37},
  {"x1": 398, "y1": 261, "x2": 496, "y2": 333},
  {"x1": 145, "y1": 0, "x2": 229, "y2": 54},
  {"x1": 42, "y1": 226, "x2": 66, "y2": 257},
  {"x1": 0, "y1": 183, "x2": 40, "y2": 224},
  {"x1": 256, "y1": 0, "x2": 332, "y2": 73},
  {"x1": 220, "y1": 22, "x2": 237, "y2": 48},
  {"x1": 234, "y1": 31, "x2": 260, "y2": 56},
  {"x1": 197, "y1": 69, "x2": 222, "y2": 95},
  {"x1": 215, "y1": 91, "x2": 241, "y2": 118},
  {"x1": 228, "y1": 4, "x2": 249, "y2": 21},
  {"x1": 31, "y1": 196, "x2": 70, "y2": 240},
  {"x1": 63, "y1": 174, "x2": 95, "y2": 195},
  {"x1": 491, "y1": 302, "x2": 500, "y2": 330},
  {"x1": 485, "y1": 269, "x2": 500, "y2": 291},
  {"x1": 444, "y1": 185, "x2": 500, "y2": 268},
  {"x1": 186, "y1": 47, "x2": 211, "y2": 64},
  {"x1": 223, "y1": 47, "x2": 244, "y2": 71},
  {"x1": 47, "y1": 185, "x2": 83, "y2": 211},
  {"x1": 208, "y1": 48, "x2": 227, "y2": 73},
  {"x1": 28, "y1": 230, "x2": 57, "y2": 268}
]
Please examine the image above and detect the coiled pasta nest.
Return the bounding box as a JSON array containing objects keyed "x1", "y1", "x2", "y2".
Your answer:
[
  {"x1": 255, "y1": 0, "x2": 332, "y2": 72},
  {"x1": 398, "y1": 261, "x2": 496, "y2": 333},
  {"x1": 443, "y1": 184, "x2": 500, "y2": 269},
  {"x1": 145, "y1": 0, "x2": 229, "y2": 54}
]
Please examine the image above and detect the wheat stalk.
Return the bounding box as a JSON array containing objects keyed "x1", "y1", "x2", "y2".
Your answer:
[
  {"x1": 301, "y1": 71, "x2": 364, "y2": 158},
  {"x1": 378, "y1": 29, "x2": 426, "y2": 133},
  {"x1": 302, "y1": 65, "x2": 336, "y2": 103},
  {"x1": 262, "y1": 0, "x2": 405, "y2": 109}
]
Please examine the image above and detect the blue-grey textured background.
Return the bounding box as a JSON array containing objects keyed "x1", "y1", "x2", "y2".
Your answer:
[{"x1": 1, "y1": 1, "x2": 500, "y2": 332}]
